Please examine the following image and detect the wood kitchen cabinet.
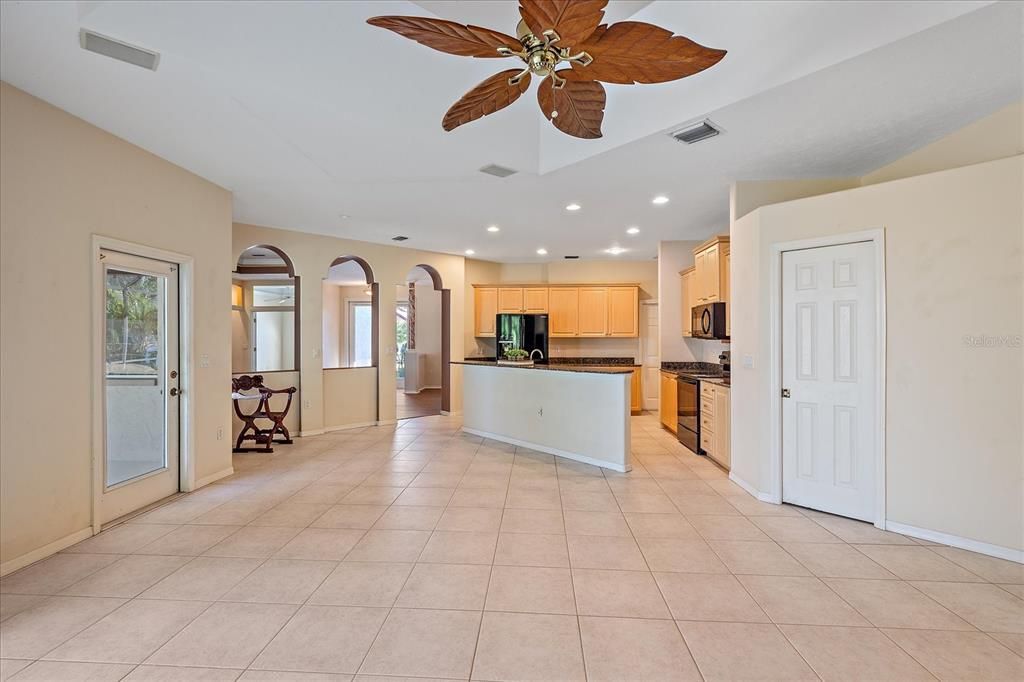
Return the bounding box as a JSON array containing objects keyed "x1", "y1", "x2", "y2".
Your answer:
[
  {"x1": 692, "y1": 236, "x2": 729, "y2": 305},
  {"x1": 523, "y1": 287, "x2": 548, "y2": 313},
  {"x1": 630, "y1": 367, "x2": 641, "y2": 414},
  {"x1": 700, "y1": 382, "x2": 730, "y2": 470},
  {"x1": 578, "y1": 287, "x2": 609, "y2": 336},
  {"x1": 680, "y1": 267, "x2": 695, "y2": 336},
  {"x1": 548, "y1": 287, "x2": 579, "y2": 337},
  {"x1": 659, "y1": 371, "x2": 678, "y2": 433},
  {"x1": 608, "y1": 286, "x2": 639, "y2": 337},
  {"x1": 498, "y1": 287, "x2": 525, "y2": 313},
  {"x1": 723, "y1": 251, "x2": 731, "y2": 336},
  {"x1": 473, "y1": 283, "x2": 638, "y2": 338},
  {"x1": 474, "y1": 287, "x2": 497, "y2": 337}
]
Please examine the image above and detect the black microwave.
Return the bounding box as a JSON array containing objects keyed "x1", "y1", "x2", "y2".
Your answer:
[{"x1": 692, "y1": 302, "x2": 727, "y2": 339}]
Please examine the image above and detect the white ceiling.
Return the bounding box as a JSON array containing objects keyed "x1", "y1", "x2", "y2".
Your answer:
[{"x1": 1, "y1": 1, "x2": 1019, "y2": 262}]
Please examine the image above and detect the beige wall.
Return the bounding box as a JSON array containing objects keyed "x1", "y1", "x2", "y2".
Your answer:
[
  {"x1": 464, "y1": 259, "x2": 658, "y2": 361},
  {"x1": 729, "y1": 155, "x2": 1023, "y2": 553},
  {"x1": 0, "y1": 83, "x2": 234, "y2": 570},
  {"x1": 322, "y1": 284, "x2": 372, "y2": 369},
  {"x1": 233, "y1": 222, "x2": 467, "y2": 426}
]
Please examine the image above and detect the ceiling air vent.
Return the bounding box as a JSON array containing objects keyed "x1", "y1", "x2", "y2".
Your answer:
[
  {"x1": 391, "y1": 235, "x2": 409, "y2": 242},
  {"x1": 671, "y1": 119, "x2": 721, "y2": 145},
  {"x1": 79, "y1": 29, "x2": 160, "y2": 71},
  {"x1": 563, "y1": 255, "x2": 579, "y2": 259},
  {"x1": 479, "y1": 164, "x2": 518, "y2": 178}
]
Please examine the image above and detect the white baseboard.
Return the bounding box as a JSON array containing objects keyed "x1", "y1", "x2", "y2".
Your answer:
[
  {"x1": 194, "y1": 467, "x2": 234, "y2": 489},
  {"x1": 299, "y1": 429, "x2": 325, "y2": 437},
  {"x1": 323, "y1": 421, "x2": 377, "y2": 433},
  {"x1": 461, "y1": 427, "x2": 630, "y2": 473},
  {"x1": 377, "y1": 419, "x2": 398, "y2": 426},
  {"x1": 728, "y1": 472, "x2": 781, "y2": 503},
  {"x1": 440, "y1": 410, "x2": 462, "y2": 417},
  {"x1": 0, "y1": 526, "x2": 94, "y2": 577},
  {"x1": 403, "y1": 385, "x2": 441, "y2": 395},
  {"x1": 884, "y1": 520, "x2": 1023, "y2": 564}
]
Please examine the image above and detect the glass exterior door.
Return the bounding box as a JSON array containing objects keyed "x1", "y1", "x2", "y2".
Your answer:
[{"x1": 101, "y1": 250, "x2": 179, "y2": 523}]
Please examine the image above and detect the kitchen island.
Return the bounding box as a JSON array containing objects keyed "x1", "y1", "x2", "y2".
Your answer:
[{"x1": 454, "y1": 360, "x2": 632, "y2": 472}]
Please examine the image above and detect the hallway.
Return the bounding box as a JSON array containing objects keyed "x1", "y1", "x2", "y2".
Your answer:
[{"x1": 395, "y1": 388, "x2": 441, "y2": 421}]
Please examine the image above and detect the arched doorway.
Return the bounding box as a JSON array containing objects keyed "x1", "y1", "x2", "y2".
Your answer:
[
  {"x1": 396, "y1": 264, "x2": 451, "y2": 418},
  {"x1": 323, "y1": 256, "x2": 378, "y2": 369}
]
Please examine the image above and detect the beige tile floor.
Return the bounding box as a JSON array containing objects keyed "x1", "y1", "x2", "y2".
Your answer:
[{"x1": 2, "y1": 413, "x2": 1022, "y2": 681}]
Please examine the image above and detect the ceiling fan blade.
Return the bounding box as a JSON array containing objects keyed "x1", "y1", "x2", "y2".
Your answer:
[
  {"x1": 367, "y1": 16, "x2": 520, "y2": 58},
  {"x1": 519, "y1": 1, "x2": 606, "y2": 47},
  {"x1": 537, "y1": 71, "x2": 605, "y2": 139},
  {"x1": 574, "y1": 21, "x2": 727, "y2": 84},
  {"x1": 443, "y1": 70, "x2": 532, "y2": 132}
]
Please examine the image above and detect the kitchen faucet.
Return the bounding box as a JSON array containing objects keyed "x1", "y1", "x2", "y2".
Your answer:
[{"x1": 530, "y1": 349, "x2": 544, "y2": 361}]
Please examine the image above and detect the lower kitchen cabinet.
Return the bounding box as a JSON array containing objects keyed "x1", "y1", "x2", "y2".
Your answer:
[
  {"x1": 630, "y1": 367, "x2": 641, "y2": 414},
  {"x1": 702, "y1": 382, "x2": 730, "y2": 469},
  {"x1": 659, "y1": 372, "x2": 678, "y2": 433}
]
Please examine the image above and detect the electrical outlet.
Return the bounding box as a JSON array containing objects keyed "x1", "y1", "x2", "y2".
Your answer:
[
  {"x1": 199, "y1": 354, "x2": 210, "y2": 368},
  {"x1": 216, "y1": 427, "x2": 223, "y2": 441},
  {"x1": 742, "y1": 354, "x2": 754, "y2": 369},
  {"x1": 303, "y1": 399, "x2": 311, "y2": 409}
]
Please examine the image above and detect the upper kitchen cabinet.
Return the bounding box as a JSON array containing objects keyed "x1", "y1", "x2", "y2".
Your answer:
[
  {"x1": 680, "y1": 267, "x2": 696, "y2": 336},
  {"x1": 523, "y1": 287, "x2": 549, "y2": 313},
  {"x1": 497, "y1": 287, "x2": 525, "y2": 313},
  {"x1": 474, "y1": 287, "x2": 498, "y2": 337},
  {"x1": 608, "y1": 286, "x2": 639, "y2": 337},
  {"x1": 473, "y1": 284, "x2": 638, "y2": 338},
  {"x1": 578, "y1": 287, "x2": 609, "y2": 336},
  {"x1": 548, "y1": 287, "x2": 580, "y2": 337},
  {"x1": 693, "y1": 235, "x2": 729, "y2": 304}
]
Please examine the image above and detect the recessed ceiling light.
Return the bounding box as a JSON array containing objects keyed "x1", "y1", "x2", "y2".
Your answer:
[
  {"x1": 339, "y1": 214, "x2": 350, "y2": 219},
  {"x1": 464, "y1": 249, "x2": 475, "y2": 255},
  {"x1": 536, "y1": 248, "x2": 548, "y2": 255},
  {"x1": 604, "y1": 246, "x2": 627, "y2": 255},
  {"x1": 487, "y1": 225, "x2": 500, "y2": 233},
  {"x1": 652, "y1": 195, "x2": 669, "y2": 205},
  {"x1": 565, "y1": 203, "x2": 581, "y2": 211},
  {"x1": 626, "y1": 226, "x2": 640, "y2": 235}
]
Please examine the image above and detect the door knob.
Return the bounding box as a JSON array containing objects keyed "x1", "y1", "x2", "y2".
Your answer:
[{"x1": 169, "y1": 387, "x2": 179, "y2": 397}]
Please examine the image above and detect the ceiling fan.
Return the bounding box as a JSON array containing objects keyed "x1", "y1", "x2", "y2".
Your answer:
[{"x1": 367, "y1": 1, "x2": 727, "y2": 139}]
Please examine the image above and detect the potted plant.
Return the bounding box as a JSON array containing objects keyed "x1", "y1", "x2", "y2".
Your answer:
[{"x1": 497, "y1": 347, "x2": 533, "y2": 366}]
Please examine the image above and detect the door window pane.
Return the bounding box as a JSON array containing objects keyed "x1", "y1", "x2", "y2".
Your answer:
[{"x1": 105, "y1": 269, "x2": 166, "y2": 486}]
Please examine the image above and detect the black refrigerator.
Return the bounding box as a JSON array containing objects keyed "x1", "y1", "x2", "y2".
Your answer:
[{"x1": 496, "y1": 314, "x2": 549, "y2": 361}]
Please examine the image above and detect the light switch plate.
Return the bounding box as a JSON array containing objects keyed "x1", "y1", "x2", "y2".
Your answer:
[
  {"x1": 742, "y1": 354, "x2": 754, "y2": 369},
  {"x1": 199, "y1": 354, "x2": 210, "y2": 368}
]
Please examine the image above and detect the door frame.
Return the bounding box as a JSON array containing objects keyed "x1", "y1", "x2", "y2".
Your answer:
[
  {"x1": 91, "y1": 235, "x2": 196, "y2": 533},
  {"x1": 767, "y1": 228, "x2": 887, "y2": 529}
]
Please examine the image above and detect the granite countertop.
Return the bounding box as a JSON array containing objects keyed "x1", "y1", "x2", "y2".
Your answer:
[
  {"x1": 455, "y1": 360, "x2": 634, "y2": 375},
  {"x1": 660, "y1": 361, "x2": 730, "y2": 386}
]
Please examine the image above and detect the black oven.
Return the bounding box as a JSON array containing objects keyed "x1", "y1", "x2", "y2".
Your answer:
[
  {"x1": 691, "y1": 302, "x2": 727, "y2": 339},
  {"x1": 676, "y1": 375, "x2": 700, "y2": 453}
]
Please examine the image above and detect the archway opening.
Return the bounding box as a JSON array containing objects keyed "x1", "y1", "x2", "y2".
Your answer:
[
  {"x1": 232, "y1": 245, "x2": 299, "y2": 374},
  {"x1": 323, "y1": 256, "x2": 378, "y2": 369},
  {"x1": 396, "y1": 265, "x2": 450, "y2": 419}
]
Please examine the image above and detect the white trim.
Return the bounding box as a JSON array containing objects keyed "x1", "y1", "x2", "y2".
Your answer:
[
  {"x1": 440, "y1": 410, "x2": 462, "y2": 417},
  {"x1": 462, "y1": 427, "x2": 630, "y2": 473},
  {"x1": 885, "y1": 521, "x2": 1024, "y2": 564},
  {"x1": 299, "y1": 428, "x2": 326, "y2": 437},
  {"x1": 728, "y1": 472, "x2": 760, "y2": 498},
  {"x1": 768, "y1": 229, "x2": 887, "y2": 528},
  {"x1": 0, "y1": 527, "x2": 94, "y2": 577},
  {"x1": 194, "y1": 467, "x2": 235, "y2": 489},
  {"x1": 322, "y1": 421, "x2": 378, "y2": 433},
  {"x1": 377, "y1": 419, "x2": 398, "y2": 426},
  {"x1": 91, "y1": 235, "x2": 198, "y2": 529},
  {"x1": 403, "y1": 384, "x2": 442, "y2": 395}
]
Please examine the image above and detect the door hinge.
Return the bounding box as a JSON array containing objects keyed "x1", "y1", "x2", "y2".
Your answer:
[{"x1": 781, "y1": 388, "x2": 791, "y2": 398}]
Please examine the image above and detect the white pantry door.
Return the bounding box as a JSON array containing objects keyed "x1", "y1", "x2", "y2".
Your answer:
[
  {"x1": 781, "y1": 241, "x2": 877, "y2": 522},
  {"x1": 640, "y1": 302, "x2": 660, "y2": 411}
]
